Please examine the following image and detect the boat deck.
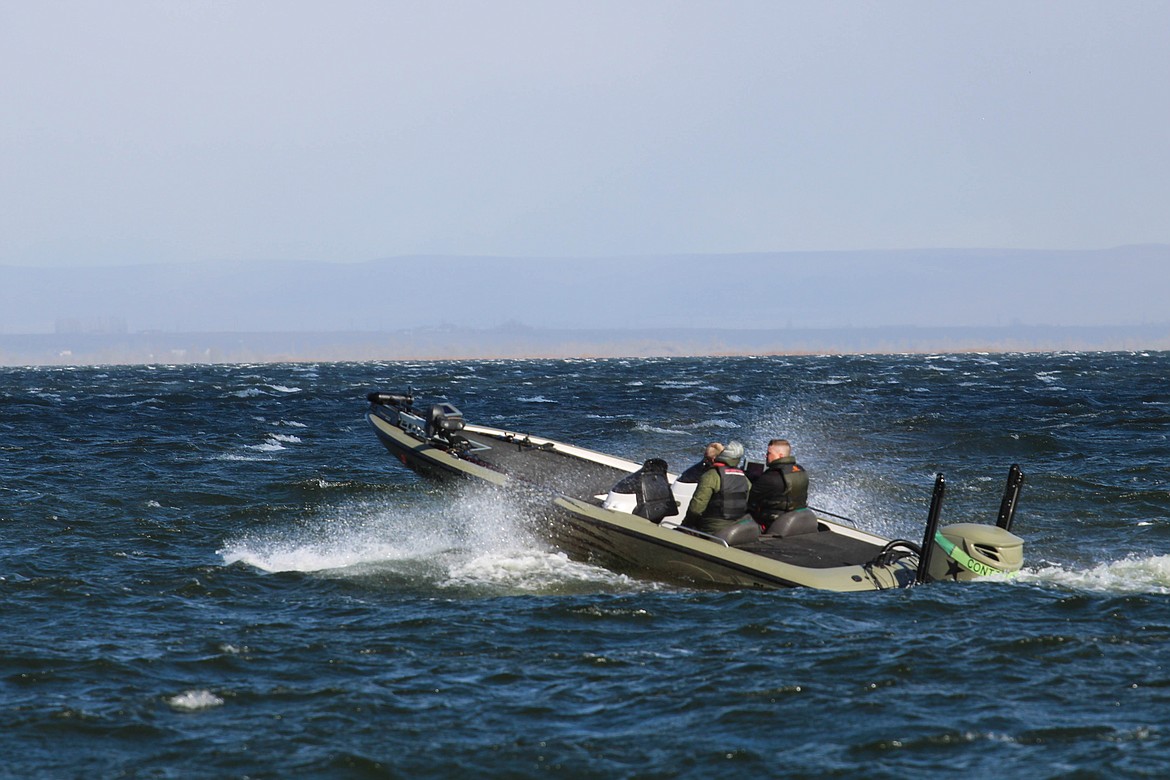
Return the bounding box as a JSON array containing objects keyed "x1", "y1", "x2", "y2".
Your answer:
[
  {"x1": 460, "y1": 429, "x2": 631, "y2": 500},
  {"x1": 460, "y1": 428, "x2": 889, "y2": 570},
  {"x1": 737, "y1": 531, "x2": 886, "y2": 569}
]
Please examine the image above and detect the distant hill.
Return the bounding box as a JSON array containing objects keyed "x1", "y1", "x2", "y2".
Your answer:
[
  {"x1": 3, "y1": 246, "x2": 1169, "y2": 335},
  {"x1": 3, "y1": 246, "x2": 1169, "y2": 364}
]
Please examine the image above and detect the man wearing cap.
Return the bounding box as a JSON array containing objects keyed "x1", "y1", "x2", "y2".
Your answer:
[{"x1": 682, "y1": 439, "x2": 751, "y2": 535}]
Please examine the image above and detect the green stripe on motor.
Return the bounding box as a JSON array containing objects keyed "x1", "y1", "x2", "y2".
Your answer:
[{"x1": 933, "y1": 531, "x2": 1008, "y2": 578}]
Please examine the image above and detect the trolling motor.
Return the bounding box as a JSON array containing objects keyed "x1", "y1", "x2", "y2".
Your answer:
[{"x1": 367, "y1": 389, "x2": 414, "y2": 411}]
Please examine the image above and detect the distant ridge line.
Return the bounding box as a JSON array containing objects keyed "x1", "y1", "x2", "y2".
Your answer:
[
  {"x1": 3, "y1": 246, "x2": 1170, "y2": 337},
  {"x1": 3, "y1": 323, "x2": 1168, "y2": 367}
]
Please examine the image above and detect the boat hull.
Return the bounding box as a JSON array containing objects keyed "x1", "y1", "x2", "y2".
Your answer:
[
  {"x1": 367, "y1": 407, "x2": 927, "y2": 591},
  {"x1": 549, "y1": 496, "x2": 916, "y2": 591}
]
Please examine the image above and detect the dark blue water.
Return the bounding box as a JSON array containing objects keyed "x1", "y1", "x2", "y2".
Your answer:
[{"x1": 3, "y1": 353, "x2": 1169, "y2": 778}]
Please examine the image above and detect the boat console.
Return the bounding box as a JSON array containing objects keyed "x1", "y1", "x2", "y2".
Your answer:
[{"x1": 426, "y1": 403, "x2": 465, "y2": 440}]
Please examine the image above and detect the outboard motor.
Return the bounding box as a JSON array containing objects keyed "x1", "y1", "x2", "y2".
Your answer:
[
  {"x1": 927, "y1": 523, "x2": 1024, "y2": 582},
  {"x1": 917, "y1": 465, "x2": 1025, "y2": 583}
]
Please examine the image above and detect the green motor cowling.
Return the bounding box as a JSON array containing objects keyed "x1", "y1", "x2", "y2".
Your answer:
[{"x1": 928, "y1": 523, "x2": 1024, "y2": 582}]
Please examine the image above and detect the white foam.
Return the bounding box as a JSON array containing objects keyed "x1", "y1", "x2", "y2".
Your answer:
[
  {"x1": 167, "y1": 690, "x2": 225, "y2": 711},
  {"x1": 634, "y1": 422, "x2": 690, "y2": 436},
  {"x1": 245, "y1": 433, "x2": 300, "y2": 452},
  {"x1": 444, "y1": 548, "x2": 630, "y2": 591},
  {"x1": 219, "y1": 487, "x2": 623, "y2": 593},
  {"x1": 1016, "y1": 555, "x2": 1170, "y2": 595},
  {"x1": 691, "y1": 419, "x2": 741, "y2": 430},
  {"x1": 219, "y1": 505, "x2": 447, "y2": 572},
  {"x1": 246, "y1": 440, "x2": 286, "y2": 452}
]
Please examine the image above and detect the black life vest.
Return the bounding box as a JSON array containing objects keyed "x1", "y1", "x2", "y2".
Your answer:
[
  {"x1": 770, "y1": 458, "x2": 809, "y2": 512},
  {"x1": 704, "y1": 463, "x2": 750, "y2": 520}
]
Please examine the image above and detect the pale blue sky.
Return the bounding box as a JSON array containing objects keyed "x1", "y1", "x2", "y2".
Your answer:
[{"x1": 2, "y1": 1, "x2": 1169, "y2": 267}]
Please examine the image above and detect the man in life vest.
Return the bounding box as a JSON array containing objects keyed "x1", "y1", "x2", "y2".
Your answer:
[
  {"x1": 747, "y1": 439, "x2": 809, "y2": 531},
  {"x1": 682, "y1": 440, "x2": 751, "y2": 535}
]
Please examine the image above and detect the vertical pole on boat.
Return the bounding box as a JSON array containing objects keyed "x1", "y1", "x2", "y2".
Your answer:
[
  {"x1": 915, "y1": 474, "x2": 946, "y2": 585},
  {"x1": 995, "y1": 463, "x2": 1025, "y2": 532}
]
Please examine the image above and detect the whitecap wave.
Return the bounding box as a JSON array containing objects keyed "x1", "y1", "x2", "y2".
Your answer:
[
  {"x1": 634, "y1": 422, "x2": 689, "y2": 436},
  {"x1": 167, "y1": 690, "x2": 225, "y2": 711},
  {"x1": 245, "y1": 433, "x2": 301, "y2": 452},
  {"x1": 246, "y1": 441, "x2": 287, "y2": 452},
  {"x1": 692, "y1": 419, "x2": 741, "y2": 430}
]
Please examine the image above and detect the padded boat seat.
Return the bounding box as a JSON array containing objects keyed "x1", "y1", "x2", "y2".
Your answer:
[
  {"x1": 715, "y1": 517, "x2": 762, "y2": 547},
  {"x1": 764, "y1": 508, "x2": 819, "y2": 538}
]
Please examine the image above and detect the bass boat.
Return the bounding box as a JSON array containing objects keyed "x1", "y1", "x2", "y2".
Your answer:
[{"x1": 366, "y1": 390, "x2": 1025, "y2": 592}]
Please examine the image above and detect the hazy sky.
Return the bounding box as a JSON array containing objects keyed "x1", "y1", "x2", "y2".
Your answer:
[{"x1": 2, "y1": 1, "x2": 1169, "y2": 268}]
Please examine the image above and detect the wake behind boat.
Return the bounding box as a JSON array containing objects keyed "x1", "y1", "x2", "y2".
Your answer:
[{"x1": 365, "y1": 390, "x2": 1025, "y2": 592}]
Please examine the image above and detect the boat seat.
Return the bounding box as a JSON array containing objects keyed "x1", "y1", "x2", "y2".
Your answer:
[
  {"x1": 633, "y1": 458, "x2": 679, "y2": 524},
  {"x1": 715, "y1": 517, "x2": 762, "y2": 547},
  {"x1": 763, "y1": 508, "x2": 819, "y2": 538}
]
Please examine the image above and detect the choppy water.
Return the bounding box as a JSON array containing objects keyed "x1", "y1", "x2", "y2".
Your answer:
[{"x1": 3, "y1": 353, "x2": 1170, "y2": 778}]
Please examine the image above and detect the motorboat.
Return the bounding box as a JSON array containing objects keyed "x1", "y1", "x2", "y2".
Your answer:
[{"x1": 365, "y1": 390, "x2": 1025, "y2": 592}]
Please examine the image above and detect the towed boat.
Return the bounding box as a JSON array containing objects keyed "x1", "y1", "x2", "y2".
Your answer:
[{"x1": 365, "y1": 390, "x2": 1025, "y2": 592}]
